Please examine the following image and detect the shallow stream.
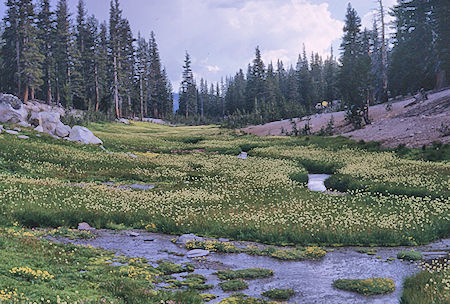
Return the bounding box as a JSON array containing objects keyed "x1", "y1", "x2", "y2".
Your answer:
[{"x1": 61, "y1": 230, "x2": 450, "y2": 304}]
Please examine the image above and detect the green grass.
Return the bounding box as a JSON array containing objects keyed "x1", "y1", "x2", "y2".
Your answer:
[
  {"x1": 219, "y1": 279, "x2": 249, "y2": 292},
  {"x1": 0, "y1": 122, "x2": 448, "y2": 248},
  {"x1": 333, "y1": 278, "x2": 395, "y2": 295},
  {"x1": 397, "y1": 250, "x2": 423, "y2": 261},
  {"x1": 261, "y1": 288, "x2": 295, "y2": 300},
  {"x1": 400, "y1": 261, "x2": 450, "y2": 304},
  {"x1": 0, "y1": 226, "x2": 204, "y2": 304},
  {"x1": 215, "y1": 268, "x2": 273, "y2": 280}
]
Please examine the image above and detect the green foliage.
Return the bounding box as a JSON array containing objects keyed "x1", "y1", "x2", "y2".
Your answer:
[
  {"x1": 400, "y1": 261, "x2": 450, "y2": 304},
  {"x1": 397, "y1": 250, "x2": 423, "y2": 261},
  {"x1": 0, "y1": 226, "x2": 204, "y2": 304},
  {"x1": 219, "y1": 279, "x2": 249, "y2": 292},
  {"x1": 0, "y1": 123, "x2": 448, "y2": 248},
  {"x1": 262, "y1": 288, "x2": 295, "y2": 300},
  {"x1": 333, "y1": 278, "x2": 395, "y2": 295},
  {"x1": 215, "y1": 268, "x2": 273, "y2": 280}
]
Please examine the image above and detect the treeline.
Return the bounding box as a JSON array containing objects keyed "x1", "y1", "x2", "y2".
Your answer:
[
  {"x1": 177, "y1": 1, "x2": 448, "y2": 127},
  {"x1": 0, "y1": 0, "x2": 173, "y2": 119}
]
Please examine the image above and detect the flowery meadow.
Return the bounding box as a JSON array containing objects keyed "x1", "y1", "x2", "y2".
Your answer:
[{"x1": 0, "y1": 121, "x2": 448, "y2": 303}]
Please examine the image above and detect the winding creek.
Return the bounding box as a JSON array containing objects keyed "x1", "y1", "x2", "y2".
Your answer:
[{"x1": 57, "y1": 230, "x2": 450, "y2": 304}]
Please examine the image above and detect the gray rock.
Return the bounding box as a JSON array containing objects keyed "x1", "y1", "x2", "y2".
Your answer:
[
  {"x1": 17, "y1": 121, "x2": 31, "y2": 128},
  {"x1": 128, "y1": 232, "x2": 140, "y2": 237},
  {"x1": 176, "y1": 233, "x2": 203, "y2": 245},
  {"x1": 117, "y1": 118, "x2": 130, "y2": 125},
  {"x1": 77, "y1": 222, "x2": 95, "y2": 231},
  {"x1": 35, "y1": 134, "x2": 41, "y2": 137},
  {"x1": 34, "y1": 125, "x2": 44, "y2": 133},
  {"x1": 51, "y1": 134, "x2": 61, "y2": 140},
  {"x1": 5, "y1": 130, "x2": 19, "y2": 135},
  {"x1": 186, "y1": 249, "x2": 210, "y2": 258},
  {"x1": 69, "y1": 126, "x2": 103, "y2": 145},
  {"x1": 127, "y1": 152, "x2": 138, "y2": 158},
  {"x1": 55, "y1": 121, "x2": 71, "y2": 137},
  {"x1": 17, "y1": 135, "x2": 29, "y2": 139},
  {"x1": 218, "y1": 238, "x2": 230, "y2": 242},
  {"x1": 0, "y1": 94, "x2": 27, "y2": 124},
  {"x1": 39, "y1": 111, "x2": 60, "y2": 135},
  {"x1": 237, "y1": 152, "x2": 248, "y2": 159},
  {"x1": 13, "y1": 127, "x2": 21, "y2": 132},
  {"x1": 100, "y1": 145, "x2": 106, "y2": 151},
  {"x1": 0, "y1": 125, "x2": 3, "y2": 131}
]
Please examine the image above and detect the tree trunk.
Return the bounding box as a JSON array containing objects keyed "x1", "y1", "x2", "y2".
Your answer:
[
  {"x1": 139, "y1": 73, "x2": 144, "y2": 120},
  {"x1": 113, "y1": 55, "x2": 120, "y2": 118},
  {"x1": 94, "y1": 65, "x2": 100, "y2": 112},
  {"x1": 379, "y1": 0, "x2": 388, "y2": 103},
  {"x1": 15, "y1": 20, "x2": 21, "y2": 98},
  {"x1": 23, "y1": 85, "x2": 29, "y2": 103},
  {"x1": 31, "y1": 87, "x2": 35, "y2": 100},
  {"x1": 436, "y1": 70, "x2": 446, "y2": 90}
]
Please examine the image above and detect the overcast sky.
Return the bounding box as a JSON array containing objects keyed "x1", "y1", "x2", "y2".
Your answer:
[{"x1": 0, "y1": 0, "x2": 398, "y2": 91}]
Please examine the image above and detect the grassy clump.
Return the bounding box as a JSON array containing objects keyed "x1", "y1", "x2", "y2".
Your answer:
[
  {"x1": 219, "y1": 279, "x2": 249, "y2": 292},
  {"x1": 397, "y1": 250, "x2": 423, "y2": 261},
  {"x1": 218, "y1": 293, "x2": 276, "y2": 304},
  {"x1": 173, "y1": 274, "x2": 213, "y2": 291},
  {"x1": 356, "y1": 248, "x2": 377, "y2": 255},
  {"x1": 156, "y1": 260, "x2": 193, "y2": 275},
  {"x1": 333, "y1": 278, "x2": 395, "y2": 295},
  {"x1": 215, "y1": 268, "x2": 273, "y2": 280},
  {"x1": 0, "y1": 226, "x2": 204, "y2": 304},
  {"x1": 262, "y1": 288, "x2": 295, "y2": 300},
  {"x1": 400, "y1": 259, "x2": 450, "y2": 304},
  {"x1": 186, "y1": 240, "x2": 327, "y2": 261}
]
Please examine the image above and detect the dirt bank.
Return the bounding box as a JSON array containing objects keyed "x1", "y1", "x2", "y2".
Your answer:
[{"x1": 242, "y1": 89, "x2": 450, "y2": 147}]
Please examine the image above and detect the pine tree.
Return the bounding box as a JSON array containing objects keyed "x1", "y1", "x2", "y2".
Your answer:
[
  {"x1": 178, "y1": 52, "x2": 196, "y2": 118},
  {"x1": 245, "y1": 46, "x2": 265, "y2": 113},
  {"x1": 37, "y1": 0, "x2": 55, "y2": 103},
  {"x1": 54, "y1": 0, "x2": 71, "y2": 106},
  {"x1": 339, "y1": 3, "x2": 371, "y2": 128},
  {"x1": 1, "y1": 0, "x2": 21, "y2": 95},
  {"x1": 109, "y1": 0, "x2": 121, "y2": 117},
  {"x1": 389, "y1": 0, "x2": 435, "y2": 95},
  {"x1": 18, "y1": 0, "x2": 44, "y2": 101},
  {"x1": 136, "y1": 32, "x2": 148, "y2": 120}
]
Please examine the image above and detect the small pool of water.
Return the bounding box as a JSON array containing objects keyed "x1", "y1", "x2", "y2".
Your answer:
[{"x1": 308, "y1": 174, "x2": 331, "y2": 192}]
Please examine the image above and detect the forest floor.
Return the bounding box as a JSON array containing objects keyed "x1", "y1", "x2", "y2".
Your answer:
[{"x1": 242, "y1": 88, "x2": 450, "y2": 147}]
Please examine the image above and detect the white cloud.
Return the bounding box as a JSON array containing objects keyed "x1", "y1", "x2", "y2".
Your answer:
[{"x1": 206, "y1": 65, "x2": 221, "y2": 73}]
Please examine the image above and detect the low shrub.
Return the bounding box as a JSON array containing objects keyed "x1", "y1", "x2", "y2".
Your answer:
[
  {"x1": 215, "y1": 268, "x2": 273, "y2": 280},
  {"x1": 262, "y1": 288, "x2": 295, "y2": 300},
  {"x1": 397, "y1": 250, "x2": 423, "y2": 261},
  {"x1": 333, "y1": 278, "x2": 395, "y2": 295},
  {"x1": 219, "y1": 279, "x2": 249, "y2": 292}
]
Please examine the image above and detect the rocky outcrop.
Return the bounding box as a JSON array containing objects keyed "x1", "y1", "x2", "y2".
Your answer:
[
  {"x1": 0, "y1": 94, "x2": 27, "y2": 123},
  {"x1": 0, "y1": 93, "x2": 102, "y2": 145},
  {"x1": 68, "y1": 126, "x2": 103, "y2": 145}
]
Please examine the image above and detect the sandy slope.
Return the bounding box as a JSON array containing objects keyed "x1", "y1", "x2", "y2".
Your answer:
[{"x1": 242, "y1": 88, "x2": 450, "y2": 147}]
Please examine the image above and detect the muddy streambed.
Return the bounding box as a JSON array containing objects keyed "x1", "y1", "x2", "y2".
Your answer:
[{"x1": 57, "y1": 230, "x2": 450, "y2": 304}]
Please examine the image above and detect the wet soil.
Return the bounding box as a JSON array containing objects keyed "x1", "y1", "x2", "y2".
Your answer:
[{"x1": 58, "y1": 230, "x2": 450, "y2": 304}]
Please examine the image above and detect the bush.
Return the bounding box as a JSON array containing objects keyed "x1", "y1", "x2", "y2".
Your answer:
[
  {"x1": 333, "y1": 278, "x2": 395, "y2": 295},
  {"x1": 215, "y1": 268, "x2": 273, "y2": 280},
  {"x1": 219, "y1": 279, "x2": 249, "y2": 291},
  {"x1": 262, "y1": 288, "x2": 295, "y2": 300},
  {"x1": 397, "y1": 250, "x2": 423, "y2": 261}
]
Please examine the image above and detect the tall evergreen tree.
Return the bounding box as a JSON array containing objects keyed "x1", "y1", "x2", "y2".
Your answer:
[
  {"x1": 54, "y1": 0, "x2": 71, "y2": 106},
  {"x1": 37, "y1": 0, "x2": 54, "y2": 103},
  {"x1": 245, "y1": 46, "x2": 265, "y2": 113},
  {"x1": 178, "y1": 52, "x2": 196, "y2": 118},
  {"x1": 339, "y1": 3, "x2": 371, "y2": 128}
]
